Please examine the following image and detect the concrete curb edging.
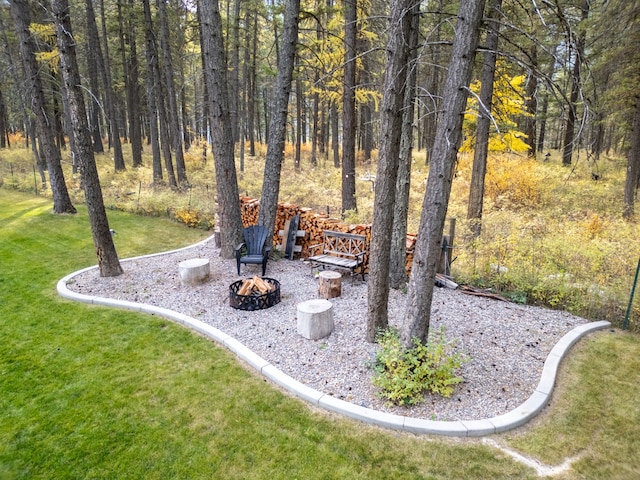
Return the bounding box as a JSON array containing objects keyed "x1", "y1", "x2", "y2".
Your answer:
[{"x1": 56, "y1": 241, "x2": 611, "y2": 437}]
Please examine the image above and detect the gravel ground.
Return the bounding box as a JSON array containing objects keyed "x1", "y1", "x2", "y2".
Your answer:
[{"x1": 65, "y1": 236, "x2": 589, "y2": 421}]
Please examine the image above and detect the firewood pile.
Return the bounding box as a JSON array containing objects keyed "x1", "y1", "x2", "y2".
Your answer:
[
  {"x1": 236, "y1": 275, "x2": 276, "y2": 296},
  {"x1": 240, "y1": 196, "x2": 261, "y2": 226},
  {"x1": 405, "y1": 233, "x2": 417, "y2": 274},
  {"x1": 240, "y1": 196, "x2": 420, "y2": 275}
]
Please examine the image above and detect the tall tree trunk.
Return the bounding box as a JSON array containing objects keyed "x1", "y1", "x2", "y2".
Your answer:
[
  {"x1": 83, "y1": 2, "x2": 104, "y2": 154},
  {"x1": 592, "y1": 111, "x2": 605, "y2": 161},
  {"x1": 623, "y1": 92, "x2": 640, "y2": 219},
  {"x1": 158, "y1": 0, "x2": 187, "y2": 185},
  {"x1": 124, "y1": 0, "x2": 143, "y2": 167},
  {"x1": 562, "y1": 0, "x2": 589, "y2": 166},
  {"x1": 359, "y1": 36, "x2": 373, "y2": 164},
  {"x1": 229, "y1": 0, "x2": 241, "y2": 143},
  {"x1": 248, "y1": 9, "x2": 258, "y2": 156},
  {"x1": 467, "y1": 0, "x2": 502, "y2": 237},
  {"x1": 319, "y1": 99, "x2": 327, "y2": 156},
  {"x1": 311, "y1": 83, "x2": 319, "y2": 166},
  {"x1": 195, "y1": 4, "x2": 209, "y2": 143},
  {"x1": 295, "y1": 70, "x2": 302, "y2": 170},
  {"x1": 52, "y1": 86, "x2": 66, "y2": 150},
  {"x1": 341, "y1": 0, "x2": 357, "y2": 213},
  {"x1": 0, "y1": 88, "x2": 7, "y2": 148},
  {"x1": 537, "y1": 45, "x2": 558, "y2": 154},
  {"x1": 141, "y1": 1, "x2": 162, "y2": 182},
  {"x1": 146, "y1": 69, "x2": 163, "y2": 182},
  {"x1": 401, "y1": 0, "x2": 486, "y2": 348},
  {"x1": 366, "y1": 0, "x2": 415, "y2": 341},
  {"x1": 0, "y1": 15, "x2": 46, "y2": 183},
  {"x1": 523, "y1": 45, "x2": 538, "y2": 157},
  {"x1": 537, "y1": 89, "x2": 550, "y2": 154},
  {"x1": 389, "y1": 1, "x2": 420, "y2": 290},
  {"x1": 9, "y1": 0, "x2": 76, "y2": 214},
  {"x1": 97, "y1": 0, "x2": 126, "y2": 171},
  {"x1": 239, "y1": 8, "x2": 251, "y2": 170},
  {"x1": 199, "y1": 0, "x2": 243, "y2": 258},
  {"x1": 143, "y1": 0, "x2": 177, "y2": 188},
  {"x1": 117, "y1": 0, "x2": 129, "y2": 144},
  {"x1": 310, "y1": 0, "x2": 321, "y2": 167},
  {"x1": 257, "y1": 0, "x2": 301, "y2": 248},
  {"x1": 331, "y1": 101, "x2": 340, "y2": 168},
  {"x1": 421, "y1": 0, "x2": 443, "y2": 164},
  {"x1": 52, "y1": 0, "x2": 122, "y2": 276}
]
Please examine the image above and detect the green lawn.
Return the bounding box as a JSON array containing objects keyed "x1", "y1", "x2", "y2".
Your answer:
[{"x1": 1, "y1": 189, "x2": 638, "y2": 479}]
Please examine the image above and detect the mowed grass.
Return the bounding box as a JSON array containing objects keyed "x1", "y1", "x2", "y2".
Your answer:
[
  {"x1": 0, "y1": 189, "x2": 532, "y2": 479},
  {"x1": 1, "y1": 188, "x2": 639, "y2": 479},
  {"x1": 503, "y1": 331, "x2": 640, "y2": 479}
]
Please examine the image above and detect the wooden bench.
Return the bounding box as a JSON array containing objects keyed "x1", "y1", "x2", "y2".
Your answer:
[{"x1": 308, "y1": 230, "x2": 367, "y2": 280}]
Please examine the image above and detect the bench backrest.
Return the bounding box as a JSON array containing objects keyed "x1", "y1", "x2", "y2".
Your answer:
[{"x1": 322, "y1": 230, "x2": 367, "y2": 258}]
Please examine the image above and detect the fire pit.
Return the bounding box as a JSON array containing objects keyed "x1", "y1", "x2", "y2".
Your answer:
[{"x1": 229, "y1": 277, "x2": 281, "y2": 311}]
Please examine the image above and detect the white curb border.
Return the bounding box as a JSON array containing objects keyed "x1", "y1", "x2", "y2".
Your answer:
[{"x1": 57, "y1": 237, "x2": 611, "y2": 437}]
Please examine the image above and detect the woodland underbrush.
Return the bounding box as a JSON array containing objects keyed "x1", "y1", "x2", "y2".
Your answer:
[{"x1": 0, "y1": 138, "x2": 637, "y2": 330}]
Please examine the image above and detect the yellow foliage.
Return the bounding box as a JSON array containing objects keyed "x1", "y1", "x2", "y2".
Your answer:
[
  {"x1": 484, "y1": 156, "x2": 541, "y2": 208},
  {"x1": 583, "y1": 212, "x2": 605, "y2": 239},
  {"x1": 462, "y1": 70, "x2": 530, "y2": 153},
  {"x1": 2, "y1": 136, "x2": 637, "y2": 328},
  {"x1": 173, "y1": 207, "x2": 214, "y2": 230},
  {"x1": 29, "y1": 23, "x2": 56, "y2": 43},
  {"x1": 487, "y1": 132, "x2": 530, "y2": 153}
]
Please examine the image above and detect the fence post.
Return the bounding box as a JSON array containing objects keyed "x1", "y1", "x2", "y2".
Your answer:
[{"x1": 623, "y1": 257, "x2": 640, "y2": 330}]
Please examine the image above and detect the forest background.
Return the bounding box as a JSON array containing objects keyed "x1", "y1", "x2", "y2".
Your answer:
[{"x1": 0, "y1": 0, "x2": 638, "y2": 330}]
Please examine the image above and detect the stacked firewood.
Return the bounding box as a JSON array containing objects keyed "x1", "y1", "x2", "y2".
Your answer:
[
  {"x1": 275, "y1": 202, "x2": 302, "y2": 243},
  {"x1": 405, "y1": 233, "x2": 417, "y2": 274},
  {"x1": 240, "y1": 196, "x2": 260, "y2": 226},
  {"x1": 239, "y1": 196, "x2": 421, "y2": 274},
  {"x1": 237, "y1": 276, "x2": 275, "y2": 296}
]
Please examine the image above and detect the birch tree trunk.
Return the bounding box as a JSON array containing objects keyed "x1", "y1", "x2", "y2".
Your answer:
[{"x1": 401, "y1": 0, "x2": 486, "y2": 348}]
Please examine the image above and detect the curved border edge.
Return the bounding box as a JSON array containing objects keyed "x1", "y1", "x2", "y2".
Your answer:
[{"x1": 56, "y1": 244, "x2": 611, "y2": 437}]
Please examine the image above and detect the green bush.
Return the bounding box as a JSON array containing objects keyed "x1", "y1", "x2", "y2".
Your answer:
[{"x1": 371, "y1": 327, "x2": 466, "y2": 406}]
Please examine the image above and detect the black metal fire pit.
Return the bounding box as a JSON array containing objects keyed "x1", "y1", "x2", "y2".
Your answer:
[{"x1": 229, "y1": 277, "x2": 281, "y2": 311}]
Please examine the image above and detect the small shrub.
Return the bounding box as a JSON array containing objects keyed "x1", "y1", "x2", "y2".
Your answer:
[
  {"x1": 371, "y1": 327, "x2": 466, "y2": 406},
  {"x1": 174, "y1": 207, "x2": 215, "y2": 230},
  {"x1": 485, "y1": 156, "x2": 542, "y2": 209},
  {"x1": 583, "y1": 212, "x2": 604, "y2": 239}
]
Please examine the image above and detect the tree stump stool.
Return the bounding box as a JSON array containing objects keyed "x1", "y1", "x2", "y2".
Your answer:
[
  {"x1": 296, "y1": 299, "x2": 334, "y2": 340},
  {"x1": 179, "y1": 258, "x2": 210, "y2": 286},
  {"x1": 318, "y1": 270, "x2": 342, "y2": 299}
]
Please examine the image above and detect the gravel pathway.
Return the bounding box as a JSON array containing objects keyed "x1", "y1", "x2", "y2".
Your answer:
[{"x1": 65, "y1": 237, "x2": 589, "y2": 421}]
